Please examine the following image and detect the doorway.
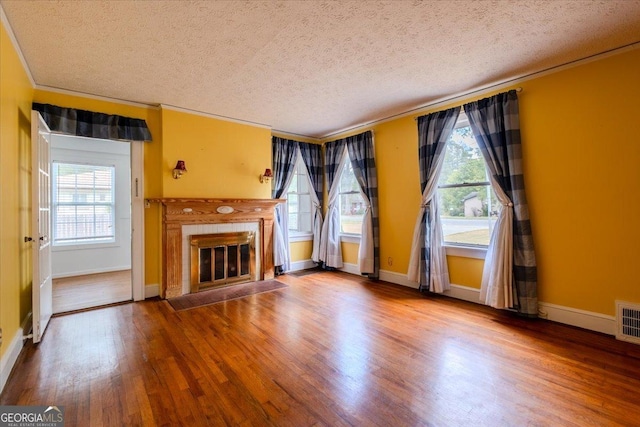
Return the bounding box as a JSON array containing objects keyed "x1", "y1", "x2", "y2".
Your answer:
[{"x1": 49, "y1": 134, "x2": 133, "y2": 313}]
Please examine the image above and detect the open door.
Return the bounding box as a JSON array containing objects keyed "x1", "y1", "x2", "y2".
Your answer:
[{"x1": 31, "y1": 111, "x2": 52, "y2": 343}]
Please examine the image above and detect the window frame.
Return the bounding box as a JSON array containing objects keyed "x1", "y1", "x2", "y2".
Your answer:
[
  {"x1": 286, "y1": 153, "x2": 314, "y2": 241},
  {"x1": 437, "y1": 114, "x2": 494, "y2": 255},
  {"x1": 338, "y1": 152, "x2": 365, "y2": 239},
  {"x1": 52, "y1": 161, "x2": 117, "y2": 247}
]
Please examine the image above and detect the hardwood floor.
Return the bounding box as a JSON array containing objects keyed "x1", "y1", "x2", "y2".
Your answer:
[
  {"x1": 4, "y1": 271, "x2": 640, "y2": 426},
  {"x1": 52, "y1": 270, "x2": 132, "y2": 314}
]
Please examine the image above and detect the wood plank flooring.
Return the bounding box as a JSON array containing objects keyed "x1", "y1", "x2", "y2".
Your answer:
[
  {"x1": 53, "y1": 270, "x2": 132, "y2": 314},
  {"x1": 4, "y1": 271, "x2": 640, "y2": 426}
]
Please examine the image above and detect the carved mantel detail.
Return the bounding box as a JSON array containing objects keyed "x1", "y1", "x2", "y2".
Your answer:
[{"x1": 148, "y1": 198, "x2": 284, "y2": 299}]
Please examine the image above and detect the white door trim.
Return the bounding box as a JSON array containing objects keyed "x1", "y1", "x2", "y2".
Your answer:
[{"x1": 131, "y1": 142, "x2": 145, "y2": 301}]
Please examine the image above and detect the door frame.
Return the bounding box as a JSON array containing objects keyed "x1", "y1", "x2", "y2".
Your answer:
[
  {"x1": 131, "y1": 141, "x2": 145, "y2": 301},
  {"x1": 46, "y1": 134, "x2": 145, "y2": 305}
]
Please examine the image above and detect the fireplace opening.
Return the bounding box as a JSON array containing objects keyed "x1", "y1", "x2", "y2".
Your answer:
[{"x1": 190, "y1": 231, "x2": 256, "y2": 293}]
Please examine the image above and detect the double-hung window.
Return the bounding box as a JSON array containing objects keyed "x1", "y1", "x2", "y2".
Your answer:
[
  {"x1": 338, "y1": 156, "x2": 365, "y2": 235},
  {"x1": 52, "y1": 162, "x2": 116, "y2": 245},
  {"x1": 437, "y1": 116, "x2": 497, "y2": 246},
  {"x1": 286, "y1": 154, "x2": 313, "y2": 237}
]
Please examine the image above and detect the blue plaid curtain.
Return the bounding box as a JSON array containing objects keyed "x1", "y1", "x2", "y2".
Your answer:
[
  {"x1": 464, "y1": 90, "x2": 537, "y2": 317},
  {"x1": 408, "y1": 107, "x2": 460, "y2": 292},
  {"x1": 298, "y1": 142, "x2": 324, "y2": 262},
  {"x1": 346, "y1": 131, "x2": 380, "y2": 278},
  {"x1": 32, "y1": 103, "x2": 152, "y2": 142},
  {"x1": 319, "y1": 139, "x2": 347, "y2": 268},
  {"x1": 272, "y1": 137, "x2": 300, "y2": 273}
]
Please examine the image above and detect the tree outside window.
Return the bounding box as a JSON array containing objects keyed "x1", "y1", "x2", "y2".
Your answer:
[
  {"x1": 339, "y1": 158, "x2": 364, "y2": 235},
  {"x1": 438, "y1": 124, "x2": 498, "y2": 246}
]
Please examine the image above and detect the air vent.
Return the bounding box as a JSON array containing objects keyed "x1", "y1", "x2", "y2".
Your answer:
[{"x1": 616, "y1": 301, "x2": 640, "y2": 344}]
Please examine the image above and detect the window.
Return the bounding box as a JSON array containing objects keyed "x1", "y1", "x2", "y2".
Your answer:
[
  {"x1": 286, "y1": 155, "x2": 312, "y2": 236},
  {"x1": 437, "y1": 117, "x2": 497, "y2": 246},
  {"x1": 52, "y1": 162, "x2": 116, "y2": 245},
  {"x1": 339, "y1": 156, "x2": 365, "y2": 235}
]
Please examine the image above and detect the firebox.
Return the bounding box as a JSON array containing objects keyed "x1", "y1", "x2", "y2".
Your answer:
[{"x1": 190, "y1": 231, "x2": 256, "y2": 293}]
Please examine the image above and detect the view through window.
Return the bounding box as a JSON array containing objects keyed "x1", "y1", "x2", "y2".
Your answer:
[
  {"x1": 52, "y1": 162, "x2": 116, "y2": 245},
  {"x1": 438, "y1": 122, "x2": 497, "y2": 246},
  {"x1": 286, "y1": 156, "x2": 312, "y2": 235},
  {"x1": 339, "y1": 158, "x2": 364, "y2": 234}
]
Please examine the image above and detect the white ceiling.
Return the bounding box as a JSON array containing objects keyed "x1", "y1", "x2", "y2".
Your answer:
[{"x1": 2, "y1": 0, "x2": 640, "y2": 138}]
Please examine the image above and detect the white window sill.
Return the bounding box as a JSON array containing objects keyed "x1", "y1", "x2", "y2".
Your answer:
[
  {"x1": 289, "y1": 233, "x2": 313, "y2": 243},
  {"x1": 444, "y1": 245, "x2": 487, "y2": 259},
  {"x1": 53, "y1": 240, "x2": 118, "y2": 251},
  {"x1": 340, "y1": 234, "x2": 361, "y2": 244}
]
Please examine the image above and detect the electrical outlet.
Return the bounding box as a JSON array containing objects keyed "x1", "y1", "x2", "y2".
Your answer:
[
  {"x1": 387, "y1": 257, "x2": 393, "y2": 266},
  {"x1": 0, "y1": 327, "x2": 3, "y2": 347}
]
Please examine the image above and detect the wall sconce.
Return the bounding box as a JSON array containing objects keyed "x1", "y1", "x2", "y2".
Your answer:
[
  {"x1": 260, "y1": 168, "x2": 273, "y2": 184},
  {"x1": 173, "y1": 160, "x2": 187, "y2": 179}
]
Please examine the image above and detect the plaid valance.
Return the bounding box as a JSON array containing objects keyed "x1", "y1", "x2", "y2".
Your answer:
[{"x1": 32, "y1": 103, "x2": 152, "y2": 142}]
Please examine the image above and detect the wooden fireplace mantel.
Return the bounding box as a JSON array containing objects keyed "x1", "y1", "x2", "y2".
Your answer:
[{"x1": 148, "y1": 198, "x2": 284, "y2": 298}]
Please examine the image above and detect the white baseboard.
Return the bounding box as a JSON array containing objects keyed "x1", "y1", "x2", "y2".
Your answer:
[
  {"x1": 0, "y1": 314, "x2": 31, "y2": 393},
  {"x1": 53, "y1": 266, "x2": 131, "y2": 279},
  {"x1": 145, "y1": 283, "x2": 160, "y2": 298},
  {"x1": 539, "y1": 302, "x2": 615, "y2": 336},
  {"x1": 338, "y1": 262, "x2": 360, "y2": 275},
  {"x1": 289, "y1": 260, "x2": 317, "y2": 272},
  {"x1": 340, "y1": 266, "x2": 616, "y2": 336},
  {"x1": 378, "y1": 269, "x2": 483, "y2": 304},
  {"x1": 379, "y1": 269, "x2": 419, "y2": 289},
  {"x1": 444, "y1": 284, "x2": 483, "y2": 304}
]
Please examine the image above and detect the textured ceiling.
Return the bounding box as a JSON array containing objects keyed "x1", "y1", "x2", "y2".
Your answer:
[{"x1": 2, "y1": 0, "x2": 640, "y2": 138}]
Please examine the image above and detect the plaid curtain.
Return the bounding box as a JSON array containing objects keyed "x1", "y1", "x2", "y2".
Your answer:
[
  {"x1": 298, "y1": 142, "x2": 323, "y2": 203},
  {"x1": 407, "y1": 107, "x2": 460, "y2": 292},
  {"x1": 298, "y1": 142, "x2": 324, "y2": 262},
  {"x1": 324, "y1": 140, "x2": 347, "y2": 190},
  {"x1": 272, "y1": 137, "x2": 300, "y2": 272},
  {"x1": 464, "y1": 90, "x2": 538, "y2": 317},
  {"x1": 32, "y1": 103, "x2": 152, "y2": 142},
  {"x1": 346, "y1": 131, "x2": 380, "y2": 279},
  {"x1": 318, "y1": 139, "x2": 347, "y2": 268}
]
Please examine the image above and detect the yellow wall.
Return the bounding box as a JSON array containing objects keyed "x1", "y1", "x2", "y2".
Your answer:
[
  {"x1": 0, "y1": 21, "x2": 34, "y2": 358},
  {"x1": 162, "y1": 108, "x2": 272, "y2": 199},
  {"x1": 519, "y1": 48, "x2": 640, "y2": 314},
  {"x1": 290, "y1": 240, "x2": 313, "y2": 262},
  {"x1": 327, "y1": 47, "x2": 640, "y2": 316}
]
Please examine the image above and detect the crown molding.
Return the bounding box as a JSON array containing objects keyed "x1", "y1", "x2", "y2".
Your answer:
[
  {"x1": 160, "y1": 103, "x2": 272, "y2": 130},
  {"x1": 35, "y1": 85, "x2": 159, "y2": 110},
  {"x1": 271, "y1": 130, "x2": 322, "y2": 143},
  {"x1": 0, "y1": 3, "x2": 35, "y2": 87},
  {"x1": 320, "y1": 41, "x2": 640, "y2": 139}
]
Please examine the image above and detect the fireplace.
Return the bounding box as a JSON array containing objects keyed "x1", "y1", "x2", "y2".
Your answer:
[
  {"x1": 190, "y1": 231, "x2": 256, "y2": 292},
  {"x1": 148, "y1": 198, "x2": 283, "y2": 298}
]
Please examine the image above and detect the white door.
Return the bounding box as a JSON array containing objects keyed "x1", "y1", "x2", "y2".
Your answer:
[{"x1": 31, "y1": 111, "x2": 53, "y2": 343}]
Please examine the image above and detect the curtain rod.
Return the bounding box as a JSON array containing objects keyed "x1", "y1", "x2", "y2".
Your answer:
[{"x1": 413, "y1": 87, "x2": 523, "y2": 121}]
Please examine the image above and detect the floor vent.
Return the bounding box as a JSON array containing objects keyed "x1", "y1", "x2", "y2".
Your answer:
[{"x1": 616, "y1": 301, "x2": 640, "y2": 344}]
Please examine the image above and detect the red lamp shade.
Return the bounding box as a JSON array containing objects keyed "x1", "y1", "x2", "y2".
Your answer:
[
  {"x1": 173, "y1": 160, "x2": 187, "y2": 179},
  {"x1": 263, "y1": 168, "x2": 273, "y2": 178}
]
